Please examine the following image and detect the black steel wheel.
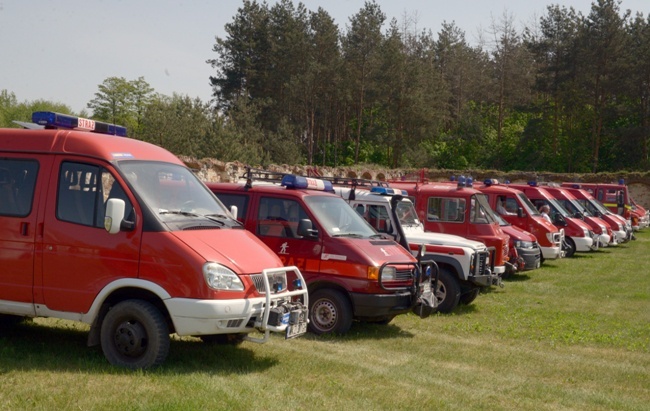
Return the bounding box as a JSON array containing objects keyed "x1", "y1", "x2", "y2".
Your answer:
[
  {"x1": 100, "y1": 299, "x2": 170, "y2": 369},
  {"x1": 308, "y1": 289, "x2": 353, "y2": 335}
]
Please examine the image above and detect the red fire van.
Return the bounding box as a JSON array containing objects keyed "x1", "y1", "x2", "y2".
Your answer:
[
  {"x1": 507, "y1": 183, "x2": 595, "y2": 257},
  {"x1": 208, "y1": 171, "x2": 434, "y2": 335},
  {"x1": 0, "y1": 112, "x2": 308, "y2": 369},
  {"x1": 389, "y1": 176, "x2": 509, "y2": 277},
  {"x1": 476, "y1": 179, "x2": 563, "y2": 263}
]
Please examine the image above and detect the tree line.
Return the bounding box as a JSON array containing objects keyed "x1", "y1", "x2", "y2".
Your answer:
[{"x1": 2, "y1": 0, "x2": 649, "y2": 173}]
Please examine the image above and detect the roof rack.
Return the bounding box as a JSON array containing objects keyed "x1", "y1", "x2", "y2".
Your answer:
[{"x1": 323, "y1": 177, "x2": 389, "y2": 188}]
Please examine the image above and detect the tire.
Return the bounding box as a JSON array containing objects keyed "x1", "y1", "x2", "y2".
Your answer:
[
  {"x1": 0, "y1": 314, "x2": 25, "y2": 329},
  {"x1": 434, "y1": 268, "x2": 461, "y2": 314},
  {"x1": 199, "y1": 333, "x2": 246, "y2": 345},
  {"x1": 308, "y1": 289, "x2": 353, "y2": 335},
  {"x1": 563, "y1": 237, "x2": 576, "y2": 258},
  {"x1": 100, "y1": 299, "x2": 170, "y2": 369},
  {"x1": 459, "y1": 288, "x2": 480, "y2": 305}
]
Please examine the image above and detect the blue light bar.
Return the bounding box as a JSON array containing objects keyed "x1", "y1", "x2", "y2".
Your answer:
[
  {"x1": 281, "y1": 175, "x2": 334, "y2": 192},
  {"x1": 484, "y1": 178, "x2": 500, "y2": 186},
  {"x1": 370, "y1": 187, "x2": 408, "y2": 196},
  {"x1": 572, "y1": 184, "x2": 581, "y2": 189},
  {"x1": 32, "y1": 111, "x2": 127, "y2": 137},
  {"x1": 467, "y1": 176, "x2": 474, "y2": 187},
  {"x1": 527, "y1": 181, "x2": 538, "y2": 187},
  {"x1": 618, "y1": 178, "x2": 625, "y2": 185},
  {"x1": 457, "y1": 175, "x2": 466, "y2": 188}
]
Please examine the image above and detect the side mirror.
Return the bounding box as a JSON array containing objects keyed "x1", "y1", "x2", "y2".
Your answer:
[
  {"x1": 297, "y1": 219, "x2": 318, "y2": 238},
  {"x1": 553, "y1": 213, "x2": 567, "y2": 226},
  {"x1": 230, "y1": 205, "x2": 238, "y2": 220},
  {"x1": 105, "y1": 198, "x2": 125, "y2": 234},
  {"x1": 517, "y1": 207, "x2": 524, "y2": 218}
]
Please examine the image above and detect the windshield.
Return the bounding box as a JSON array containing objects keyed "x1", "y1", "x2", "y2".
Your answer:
[
  {"x1": 304, "y1": 195, "x2": 377, "y2": 238},
  {"x1": 561, "y1": 198, "x2": 592, "y2": 217},
  {"x1": 493, "y1": 212, "x2": 509, "y2": 226},
  {"x1": 517, "y1": 192, "x2": 540, "y2": 216},
  {"x1": 119, "y1": 161, "x2": 231, "y2": 220},
  {"x1": 395, "y1": 200, "x2": 420, "y2": 227},
  {"x1": 585, "y1": 198, "x2": 610, "y2": 215},
  {"x1": 470, "y1": 194, "x2": 498, "y2": 224},
  {"x1": 547, "y1": 198, "x2": 571, "y2": 218}
]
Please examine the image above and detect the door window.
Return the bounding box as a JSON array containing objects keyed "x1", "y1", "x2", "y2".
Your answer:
[
  {"x1": 0, "y1": 159, "x2": 39, "y2": 217},
  {"x1": 57, "y1": 162, "x2": 132, "y2": 227}
]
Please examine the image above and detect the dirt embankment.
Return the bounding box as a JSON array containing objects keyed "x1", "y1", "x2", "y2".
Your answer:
[{"x1": 182, "y1": 157, "x2": 650, "y2": 209}]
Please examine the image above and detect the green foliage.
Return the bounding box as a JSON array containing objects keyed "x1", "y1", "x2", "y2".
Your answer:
[{"x1": 1, "y1": 89, "x2": 74, "y2": 128}]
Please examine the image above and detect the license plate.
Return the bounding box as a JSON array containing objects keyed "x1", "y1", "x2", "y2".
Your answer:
[{"x1": 285, "y1": 320, "x2": 307, "y2": 339}]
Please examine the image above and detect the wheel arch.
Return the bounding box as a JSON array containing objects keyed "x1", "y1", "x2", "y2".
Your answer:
[{"x1": 85, "y1": 279, "x2": 173, "y2": 347}]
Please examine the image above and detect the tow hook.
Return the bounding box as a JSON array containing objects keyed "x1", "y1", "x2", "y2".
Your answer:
[{"x1": 493, "y1": 276, "x2": 505, "y2": 288}]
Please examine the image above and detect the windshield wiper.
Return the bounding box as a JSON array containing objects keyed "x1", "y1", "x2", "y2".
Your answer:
[
  {"x1": 332, "y1": 233, "x2": 365, "y2": 238},
  {"x1": 159, "y1": 209, "x2": 200, "y2": 217}
]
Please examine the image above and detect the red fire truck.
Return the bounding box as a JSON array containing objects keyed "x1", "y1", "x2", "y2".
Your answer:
[
  {"x1": 389, "y1": 175, "x2": 509, "y2": 278},
  {"x1": 541, "y1": 184, "x2": 613, "y2": 247},
  {"x1": 208, "y1": 171, "x2": 434, "y2": 335},
  {"x1": 0, "y1": 112, "x2": 309, "y2": 368},
  {"x1": 561, "y1": 181, "x2": 648, "y2": 231},
  {"x1": 476, "y1": 179, "x2": 563, "y2": 263},
  {"x1": 561, "y1": 185, "x2": 631, "y2": 243},
  {"x1": 507, "y1": 183, "x2": 595, "y2": 257}
]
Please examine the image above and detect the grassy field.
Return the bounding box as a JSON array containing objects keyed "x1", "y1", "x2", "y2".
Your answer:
[{"x1": 1, "y1": 231, "x2": 648, "y2": 410}]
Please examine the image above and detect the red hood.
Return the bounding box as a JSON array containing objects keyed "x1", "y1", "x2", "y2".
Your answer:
[
  {"x1": 171, "y1": 229, "x2": 284, "y2": 274},
  {"x1": 502, "y1": 224, "x2": 536, "y2": 242}
]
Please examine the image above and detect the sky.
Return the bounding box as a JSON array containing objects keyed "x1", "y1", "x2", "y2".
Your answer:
[{"x1": 1, "y1": 0, "x2": 648, "y2": 115}]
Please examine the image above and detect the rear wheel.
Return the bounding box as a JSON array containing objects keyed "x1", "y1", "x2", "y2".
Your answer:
[
  {"x1": 434, "y1": 269, "x2": 461, "y2": 314},
  {"x1": 309, "y1": 289, "x2": 353, "y2": 335},
  {"x1": 100, "y1": 299, "x2": 170, "y2": 369}
]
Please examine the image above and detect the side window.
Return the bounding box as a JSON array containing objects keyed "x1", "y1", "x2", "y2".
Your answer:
[
  {"x1": 428, "y1": 197, "x2": 465, "y2": 222},
  {"x1": 0, "y1": 159, "x2": 39, "y2": 217},
  {"x1": 215, "y1": 193, "x2": 249, "y2": 223},
  {"x1": 57, "y1": 162, "x2": 132, "y2": 228},
  {"x1": 258, "y1": 197, "x2": 308, "y2": 238},
  {"x1": 367, "y1": 205, "x2": 391, "y2": 233}
]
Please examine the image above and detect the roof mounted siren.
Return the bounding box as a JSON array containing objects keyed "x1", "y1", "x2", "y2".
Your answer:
[{"x1": 31, "y1": 111, "x2": 127, "y2": 137}]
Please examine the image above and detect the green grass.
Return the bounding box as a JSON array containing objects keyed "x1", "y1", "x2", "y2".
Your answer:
[{"x1": 1, "y1": 231, "x2": 649, "y2": 410}]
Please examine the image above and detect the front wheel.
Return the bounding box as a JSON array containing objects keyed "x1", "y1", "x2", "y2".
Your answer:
[
  {"x1": 459, "y1": 288, "x2": 480, "y2": 305},
  {"x1": 100, "y1": 299, "x2": 170, "y2": 369},
  {"x1": 308, "y1": 289, "x2": 353, "y2": 335},
  {"x1": 434, "y1": 268, "x2": 461, "y2": 314},
  {"x1": 563, "y1": 237, "x2": 576, "y2": 258}
]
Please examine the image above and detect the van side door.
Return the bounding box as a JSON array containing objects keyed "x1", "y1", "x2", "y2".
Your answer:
[
  {"x1": 38, "y1": 158, "x2": 142, "y2": 314},
  {"x1": 0, "y1": 156, "x2": 46, "y2": 309}
]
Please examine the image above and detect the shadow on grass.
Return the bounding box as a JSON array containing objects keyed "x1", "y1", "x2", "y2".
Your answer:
[{"x1": 0, "y1": 320, "x2": 279, "y2": 374}]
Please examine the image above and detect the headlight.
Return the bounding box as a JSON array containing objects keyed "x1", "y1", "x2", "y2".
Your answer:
[
  {"x1": 599, "y1": 224, "x2": 607, "y2": 233},
  {"x1": 583, "y1": 228, "x2": 590, "y2": 237},
  {"x1": 381, "y1": 266, "x2": 397, "y2": 281},
  {"x1": 203, "y1": 262, "x2": 244, "y2": 291},
  {"x1": 515, "y1": 240, "x2": 534, "y2": 249}
]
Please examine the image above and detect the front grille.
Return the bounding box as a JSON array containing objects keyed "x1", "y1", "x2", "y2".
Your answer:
[
  {"x1": 227, "y1": 319, "x2": 244, "y2": 328},
  {"x1": 395, "y1": 269, "x2": 414, "y2": 281},
  {"x1": 250, "y1": 272, "x2": 287, "y2": 294},
  {"x1": 475, "y1": 251, "x2": 488, "y2": 276}
]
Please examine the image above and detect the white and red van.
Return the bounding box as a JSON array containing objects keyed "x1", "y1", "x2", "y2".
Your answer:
[{"x1": 0, "y1": 112, "x2": 308, "y2": 369}]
